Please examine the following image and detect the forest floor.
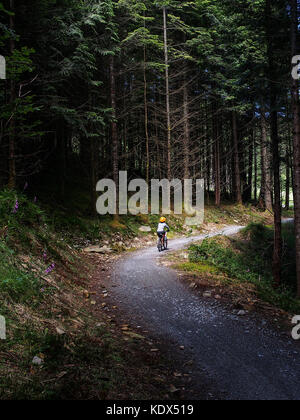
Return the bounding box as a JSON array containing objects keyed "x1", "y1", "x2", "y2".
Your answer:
[{"x1": 0, "y1": 190, "x2": 297, "y2": 400}]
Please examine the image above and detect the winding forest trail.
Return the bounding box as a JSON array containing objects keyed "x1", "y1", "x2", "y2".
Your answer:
[{"x1": 110, "y1": 225, "x2": 300, "y2": 400}]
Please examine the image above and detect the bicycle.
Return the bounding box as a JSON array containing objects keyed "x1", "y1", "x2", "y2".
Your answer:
[{"x1": 157, "y1": 232, "x2": 168, "y2": 252}]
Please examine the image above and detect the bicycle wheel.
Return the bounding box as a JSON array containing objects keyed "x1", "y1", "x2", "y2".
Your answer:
[
  {"x1": 157, "y1": 238, "x2": 162, "y2": 252},
  {"x1": 164, "y1": 237, "x2": 168, "y2": 250}
]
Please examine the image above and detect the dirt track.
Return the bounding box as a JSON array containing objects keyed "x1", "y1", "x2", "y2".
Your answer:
[{"x1": 109, "y1": 226, "x2": 300, "y2": 400}]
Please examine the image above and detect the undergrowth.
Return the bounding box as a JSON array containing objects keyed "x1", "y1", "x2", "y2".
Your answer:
[
  {"x1": 0, "y1": 189, "x2": 175, "y2": 400},
  {"x1": 188, "y1": 222, "x2": 299, "y2": 313}
]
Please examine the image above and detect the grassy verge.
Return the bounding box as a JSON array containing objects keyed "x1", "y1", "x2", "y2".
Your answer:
[
  {"x1": 203, "y1": 203, "x2": 274, "y2": 226},
  {"x1": 174, "y1": 222, "x2": 299, "y2": 314},
  {"x1": 0, "y1": 190, "x2": 176, "y2": 400}
]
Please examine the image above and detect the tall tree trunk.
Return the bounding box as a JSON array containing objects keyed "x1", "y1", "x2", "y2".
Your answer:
[
  {"x1": 154, "y1": 104, "x2": 162, "y2": 179},
  {"x1": 143, "y1": 15, "x2": 150, "y2": 186},
  {"x1": 286, "y1": 144, "x2": 290, "y2": 210},
  {"x1": 247, "y1": 126, "x2": 254, "y2": 202},
  {"x1": 90, "y1": 130, "x2": 98, "y2": 216},
  {"x1": 205, "y1": 101, "x2": 210, "y2": 195},
  {"x1": 266, "y1": 0, "x2": 282, "y2": 287},
  {"x1": 110, "y1": 55, "x2": 119, "y2": 220},
  {"x1": 163, "y1": 7, "x2": 171, "y2": 180},
  {"x1": 291, "y1": 0, "x2": 300, "y2": 297},
  {"x1": 213, "y1": 106, "x2": 221, "y2": 206},
  {"x1": 183, "y1": 70, "x2": 190, "y2": 180},
  {"x1": 8, "y1": 0, "x2": 16, "y2": 189},
  {"x1": 259, "y1": 108, "x2": 273, "y2": 210},
  {"x1": 270, "y1": 104, "x2": 282, "y2": 287},
  {"x1": 214, "y1": 131, "x2": 221, "y2": 206},
  {"x1": 254, "y1": 133, "x2": 258, "y2": 203},
  {"x1": 232, "y1": 111, "x2": 242, "y2": 204}
]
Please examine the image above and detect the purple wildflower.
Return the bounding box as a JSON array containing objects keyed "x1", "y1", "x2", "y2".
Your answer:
[
  {"x1": 43, "y1": 251, "x2": 47, "y2": 261},
  {"x1": 12, "y1": 199, "x2": 19, "y2": 214},
  {"x1": 45, "y1": 263, "x2": 55, "y2": 274},
  {"x1": 23, "y1": 182, "x2": 29, "y2": 191}
]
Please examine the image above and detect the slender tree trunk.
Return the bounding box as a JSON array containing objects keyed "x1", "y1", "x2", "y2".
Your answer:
[
  {"x1": 205, "y1": 101, "x2": 210, "y2": 195},
  {"x1": 154, "y1": 105, "x2": 162, "y2": 179},
  {"x1": 8, "y1": 0, "x2": 16, "y2": 189},
  {"x1": 247, "y1": 126, "x2": 254, "y2": 202},
  {"x1": 143, "y1": 15, "x2": 150, "y2": 185},
  {"x1": 286, "y1": 144, "x2": 290, "y2": 210},
  {"x1": 90, "y1": 94, "x2": 98, "y2": 217},
  {"x1": 240, "y1": 131, "x2": 247, "y2": 202},
  {"x1": 254, "y1": 134, "x2": 258, "y2": 203},
  {"x1": 214, "y1": 132, "x2": 221, "y2": 206},
  {"x1": 123, "y1": 77, "x2": 128, "y2": 172},
  {"x1": 232, "y1": 111, "x2": 242, "y2": 204},
  {"x1": 291, "y1": 0, "x2": 300, "y2": 297},
  {"x1": 271, "y1": 104, "x2": 282, "y2": 287},
  {"x1": 110, "y1": 55, "x2": 119, "y2": 220},
  {"x1": 183, "y1": 70, "x2": 190, "y2": 180},
  {"x1": 213, "y1": 106, "x2": 221, "y2": 206},
  {"x1": 259, "y1": 108, "x2": 273, "y2": 210},
  {"x1": 266, "y1": 0, "x2": 282, "y2": 287},
  {"x1": 163, "y1": 7, "x2": 171, "y2": 180},
  {"x1": 143, "y1": 54, "x2": 150, "y2": 185}
]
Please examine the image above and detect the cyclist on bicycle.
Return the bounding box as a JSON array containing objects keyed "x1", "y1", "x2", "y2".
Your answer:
[{"x1": 157, "y1": 217, "x2": 170, "y2": 241}]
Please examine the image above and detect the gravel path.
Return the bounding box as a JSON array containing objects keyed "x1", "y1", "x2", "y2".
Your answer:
[{"x1": 110, "y1": 225, "x2": 300, "y2": 400}]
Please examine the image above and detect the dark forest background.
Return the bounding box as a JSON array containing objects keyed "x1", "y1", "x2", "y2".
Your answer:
[{"x1": 0, "y1": 0, "x2": 300, "y2": 291}]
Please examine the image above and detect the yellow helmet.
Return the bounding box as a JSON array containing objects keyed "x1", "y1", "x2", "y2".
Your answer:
[{"x1": 160, "y1": 217, "x2": 166, "y2": 223}]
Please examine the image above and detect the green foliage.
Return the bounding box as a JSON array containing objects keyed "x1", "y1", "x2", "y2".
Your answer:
[
  {"x1": 0, "y1": 189, "x2": 45, "y2": 232},
  {"x1": 6, "y1": 47, "x2": 35, "y2": 80},
  {"x1": 188, "y1": 223, "x2": 299, "y2": 312},
  {"x1": 0, "y1": 191, "x2": 47, "y2": 301},
  {"x1": 176, "y1": 261, "x2": 219, "y2": 274},
  {"x1": 0, "y1": 241, "x2": 41, "y2": 302}
]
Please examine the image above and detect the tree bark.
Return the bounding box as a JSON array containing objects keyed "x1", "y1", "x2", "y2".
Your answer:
[
  {"x1": 270, "y1": 104, "x2": 282, "y2": 287},
  {"x1": 286, "y1": 143, "x2": 290, "y2": 210},
  {"x1": 291, "y1": 0, "x2": 300, "y2": 297},
  {"x1": 259, "y1": 108, "x2": 273, "y2": 210},
  {"x1": 163, "y1": 7, "x2": 171, "y2": 180},
  {"x1": 266, "y1": 0, "x2": 282, "y2": 287},
  {"x1": 254, "y1": 133, "x2": 258, "y2": 203},
  {"x1": 143, "y1": 15, "x2": 150, "y2": 186},
  {"x1": 247, "y1": 125, "x2": 254, "y2": 202},
  {"x1": 183, "y1": 70, "x2": 190, "y2": 180},
  {"x1": 110, "y1": 55, "x2": 119, "y2": 220},
  {"x1": 232, "y1": 111, "x2": 242, "y2": 204},
  {"x1": 90, "y1": 131, "x2": 98, "y2": 217},
  {"x1": 213, "y1": 106, "x2": 221, "y2": 206},
  {"x1": 8, "y1": 0, "x2": 16, "y2": 189}
]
